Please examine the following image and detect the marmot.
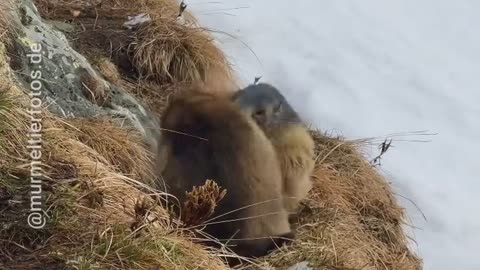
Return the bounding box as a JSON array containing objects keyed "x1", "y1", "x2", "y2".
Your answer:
[
  {"x1": 232, "y1": 83, "x2": 315, "y2": 214},
  {"x1": 156, "y1": 88, "x2": 293, "y2": 259}
]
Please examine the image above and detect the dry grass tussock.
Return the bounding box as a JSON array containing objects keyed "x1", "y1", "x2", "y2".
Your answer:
[
  {"x1": 33, "y1": 0, "x2": 237, "y2": 87},
  {"x1": 131, "y1": 16, "x2": 232, "y2": 84},
  {"x1": 63, "y1": 117, "x2": 155, "y2": 183},
  {"x1": 254, "y1": 132, "x2": 422, "y2": 269}
]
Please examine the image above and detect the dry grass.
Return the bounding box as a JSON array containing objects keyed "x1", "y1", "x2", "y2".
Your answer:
[
  {"x1": 64, "y1": 117, "x2": 155, "y2": 183},
  {"x1": 33, "y1": 0, "x2": 237, "y2": 92},
  {"x1": 80, "y1": 69, "x2": 111, "y2": 105},
  {"x1": 34, "y1": 0, "x2": 184, "y2": 20},
  {"x1": 0, "y1": 0, "x2": 15, "y2": 43},
  {"x1": 94, "y1": 56, "x2": 121, "y2": 83},
  {"x1": 131, "y1": 14, "x2": 232, "y2": 84},
  {"x1": 253, "y1": 132, "x2": 422, "y2": 269}
]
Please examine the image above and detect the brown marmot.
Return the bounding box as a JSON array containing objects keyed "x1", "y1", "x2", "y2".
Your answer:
[{"x1": 156, "y1": 88, "x2": 293, "y2": 260}]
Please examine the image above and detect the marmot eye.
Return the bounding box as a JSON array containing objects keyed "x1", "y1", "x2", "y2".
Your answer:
[{"x1": 254, "y1": 109, "x2": 266, "y2": 116}]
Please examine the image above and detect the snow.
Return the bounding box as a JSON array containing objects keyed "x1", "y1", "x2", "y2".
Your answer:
[{"x1": 188, "y1": 1, "x2": 480, "y2": 269}]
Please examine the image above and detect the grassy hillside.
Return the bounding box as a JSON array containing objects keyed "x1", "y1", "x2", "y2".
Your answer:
[{"x1": 0, "y1": 0, "x2": 422, "y2": 269}]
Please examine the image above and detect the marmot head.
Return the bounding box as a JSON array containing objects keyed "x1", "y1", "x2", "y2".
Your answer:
[{"x1": 232, "y1": 83, "x2": 300, "y2": 128}]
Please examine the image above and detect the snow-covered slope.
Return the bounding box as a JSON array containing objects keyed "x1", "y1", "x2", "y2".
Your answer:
[{"x1": 189, "y1": 1, "x2": 480, "y2": 269}]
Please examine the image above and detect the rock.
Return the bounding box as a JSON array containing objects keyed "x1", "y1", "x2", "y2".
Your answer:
[{"x1": 46, "y1": 20, "x2": 76, "y2": 33}]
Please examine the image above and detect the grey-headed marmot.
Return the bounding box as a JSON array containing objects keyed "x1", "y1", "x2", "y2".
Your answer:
[{"x1": 233, "y1": 83, "x2": 315, "y2": 214}]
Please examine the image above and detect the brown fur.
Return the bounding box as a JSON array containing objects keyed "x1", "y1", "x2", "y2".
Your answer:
[
  {"x1": 156, "y1": 88, "x2": 292, "y2": 259},
  {"x1": 232, "y1": 83, "x2": 315, "y2": 214}
]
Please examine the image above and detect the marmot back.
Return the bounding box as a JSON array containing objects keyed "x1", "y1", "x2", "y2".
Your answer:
[
  {"x1": 157, "y1": 89, "x2": 292, "y2": 259},
  {"x1": 232, "y1": 83, "x2": 315, "y2": 214}
]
